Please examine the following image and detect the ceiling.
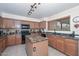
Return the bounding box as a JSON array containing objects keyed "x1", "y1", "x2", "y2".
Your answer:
[{"x1": 0, "y1": 3, "x2": 79, "y2": 19}]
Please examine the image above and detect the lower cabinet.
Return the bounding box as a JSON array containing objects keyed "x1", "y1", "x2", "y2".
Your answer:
[
  {"x1": 0, "y1": 37, "x2": 7, "y2": 55},
  {"x1": 7, "y1": 34, "x2": 22, "y2": 46},
  {"x1": 0, "y1": 34, "x2": 21, "y2": 55},
  {"x1": 15, "y1": 34, "x2": 21, "y2": 45},
  {"x1": 7, "y1": 35, "x2": 16, "y2": 46},
  {"x1": 48, "y1": 36, "x2": 53, "y2": 46},
  {"x1": 48, "y1": 36, "x2": 57, "y2": 48},
  {"x1": 0, "y1": 40, "x2": 3, "y2": 55},
  {"x1": 56, "y1": 38, "x2": 65, "y2": 52},
  {"x1": 48, "y1": 35, "x2": 78, "y2": 56},
  {"x1": 65, "y1": 39, "x2": 77, "y2": 56}
]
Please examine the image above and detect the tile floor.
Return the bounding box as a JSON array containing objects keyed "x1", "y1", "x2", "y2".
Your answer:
[{"x1": 2, "y1": 44, "x2": 66, "y2": 56}]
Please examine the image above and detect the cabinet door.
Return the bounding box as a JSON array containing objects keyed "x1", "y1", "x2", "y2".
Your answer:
[
  {"x1": 7, "y1": 35, "x2": 16, "y2": 46},
  {"x1": 2, "y1": 39, "x2": 6, "y2": 51},
  {"x1": 48, "y1": 36, "x2": 57, "y2": 48},
  {"x1": 39, "y1": 21, "x2": 46, "y2": 29},
  {"x1": 65, "y1": 39, "x2": 77, "y2": 56},
  {"x1": 3, "y1": 19, "x2": 8, "y2": 28},
  {"x1": 48, "y1": 36, "x2": 53, "y2": 46},
  {"x1": 34, "y1": 22, "x2": 39, "y2": 29},
  {"x1": 0, "y1": 40, "x2": 3, "y2": 54},
  {"x1": 15, "y1": 34, "x2": 21, "y2": 44},
  {"x1": 56, "y1": 38, "x2": 65, "y2": 52},
  {"x1": 8, "y1": 19, "x2": 15, "y2": 28},
  {"x1": 3, "y1": 19, "x2": 15, "y2": 28},
  {"x1": 52, "y1": 36, "x2": 57, "y2": 48},
  {"x1": 0, "y1": 17, "x2": 3, "y2": 28}
]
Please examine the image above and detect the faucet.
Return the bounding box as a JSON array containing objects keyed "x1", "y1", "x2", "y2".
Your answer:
[{"x1": 72, "y1": 31, "x2": 75, "y2": 37}]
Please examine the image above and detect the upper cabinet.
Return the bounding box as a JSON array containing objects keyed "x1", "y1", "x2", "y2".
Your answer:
[
  {"x1": 48, "y1": 16, "x2": 70, "y2": 31},
  {"x1": 0, "y1": 17, "x2": 3, "y2": 28},
  {"x1": 3, "y1": 18, "x2": 15, "y2": 28},
  {"x1": 1, "y1": 17, "x2": 40, "y2": 29},
  {"x1": 21, "y1": 21, "x2": 32, "y2": 28},
  {"x1": 39, "y1": 21, "x2": 46, "y2": 29},
  {"x1": 34, "y1": 22, "x2": 39, "y2": 29},
  {"x1": 21, "y1": 21, "x2": 40, "y2": 29}
]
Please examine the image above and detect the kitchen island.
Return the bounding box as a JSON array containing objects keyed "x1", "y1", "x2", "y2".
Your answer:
[{"x1": 25, "y1": 35, "x2": 48, "y2": 56}]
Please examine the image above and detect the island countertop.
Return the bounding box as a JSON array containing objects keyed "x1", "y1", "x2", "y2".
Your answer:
[{"x1": 26, "y1": 35, "x2": 48, "y2": 43}]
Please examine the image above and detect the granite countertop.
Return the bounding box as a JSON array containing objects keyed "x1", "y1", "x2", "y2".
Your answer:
[
  {"x1": 46, "y1": 32, "x2": 79, "y2": 40},
  {"x1": 26, "y1": 35, "x2": 48, "y2": 43}
]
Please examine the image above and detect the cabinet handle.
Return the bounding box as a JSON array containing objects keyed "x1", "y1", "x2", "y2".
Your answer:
[{"x1": 33, "y1": 47, "x2": 36, "y2": 52}]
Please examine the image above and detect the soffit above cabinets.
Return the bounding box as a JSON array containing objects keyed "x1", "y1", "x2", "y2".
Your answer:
[{"x1": 0, "y1": 3, "x2": 79, "y2": 19}]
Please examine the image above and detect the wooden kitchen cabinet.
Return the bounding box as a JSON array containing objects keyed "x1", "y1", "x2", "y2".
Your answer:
[
  {"x1": 0, "y1": 39, "x2": 3, "y2": 54},
  {"x1": 21, "y1": 21, "x2": 30, "y2": 25},
  {"x1": 48, "y1": 35, "x2": 78, "y2": 56},
  {"x1": 56, "y1": 37, "x2": 65, "y2": 52},
  {"x1": 48, "y1": 36, "x2": 53, "y2": 46},
  {"x1": 7, "y1": 35, "x2": 16, "y2": 46},
  {"x1": 0, "y1": 17, "x2": 3, "y2": 28},
  {"x1": 0, "y1": 37, "x2": 7, "y2": 55},
  {"x1": 7, "y1": 34, "x2": 21, "y2": 46},
  {"x1": 34, "y1": 22, "x2": 39, "y2": 29},
  {"x1": 52, "y1": 36, "x2": 57, "y2": 48},
  {"x1": 48, "y1": 35, "x2": 57, "y2": 48},
  {"x1": 65, "y1": 39, "x2": 77, "y2": 56},
  {"x1": 39, "y1": 21, "x2": 46, "y2": 29},
  {"x1": 15, "y1": 34, "x2": 21, "y2": 44},
  {"x1": 3, "y1": 18, "x2": 15, "y2": 28}
]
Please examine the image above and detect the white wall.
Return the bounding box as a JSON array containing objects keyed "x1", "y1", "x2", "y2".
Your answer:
[
  {"x1": 1, "y1": 12, "x2": 41, "y2": 22},
  {"x1": 44, "y1": 5, "x2": 79, "y2": 34}
]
